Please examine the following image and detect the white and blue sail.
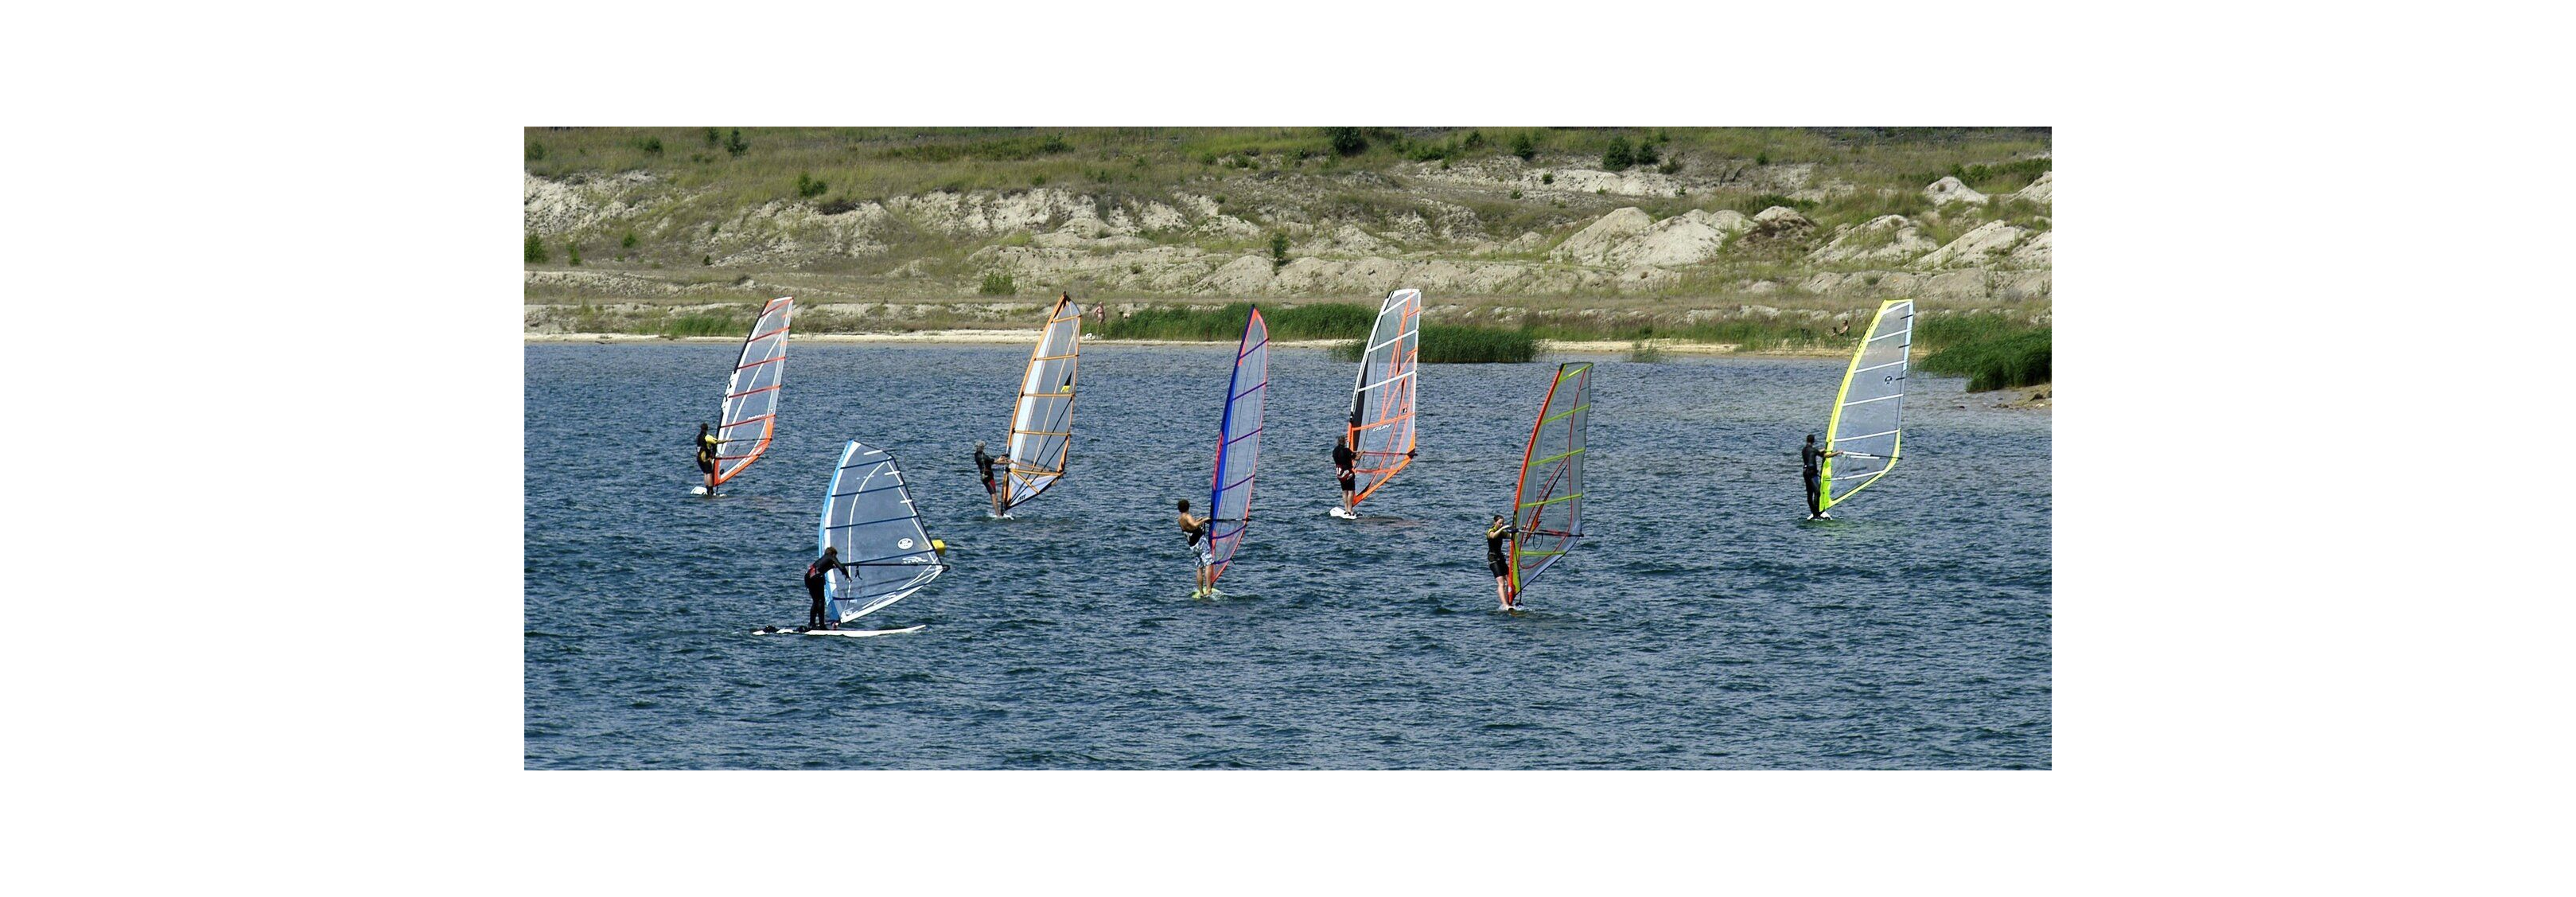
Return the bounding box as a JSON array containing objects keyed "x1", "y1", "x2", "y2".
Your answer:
[{"x1": 817, "y1": 439, "x2": 946, "y2": 622}]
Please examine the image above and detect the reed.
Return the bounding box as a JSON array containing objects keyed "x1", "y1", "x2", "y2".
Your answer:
[{"x1": 1916, "y1": 313, "x2": 2050, "y2": 391}]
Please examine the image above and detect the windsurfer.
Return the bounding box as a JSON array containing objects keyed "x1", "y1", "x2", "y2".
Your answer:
[
  {"x1": 1802, "y1": 434, "x2": 1841, "y2": 520},
  {"x1": 695, "y1": 423, "x2": 719, "y2": 482},
  {"x1": 1333, "y1": 433, "x2": 1358, "y2": 511},
  {"x1": 1179, "y1": 498, "x2": 1214, "y2": 598},
  {"x1": 975, "y1": 441, "x2": 1005, "y2": 517},
  {"x1": 804, "y1": 546, "x2": 839, "y2": 630},
  {"x1": 1486, "y1": 514, "x2": 1520, "y2": 609}
]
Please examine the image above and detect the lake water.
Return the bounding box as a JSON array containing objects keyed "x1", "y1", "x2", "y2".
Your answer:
[{"x1": 524, "y1": 341, "x2": 2052, "y2": 769}]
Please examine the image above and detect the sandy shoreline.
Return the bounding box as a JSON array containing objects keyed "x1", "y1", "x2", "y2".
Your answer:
[{"x1": 523, "y1": 330, "x2": 1846, "y2": 357}]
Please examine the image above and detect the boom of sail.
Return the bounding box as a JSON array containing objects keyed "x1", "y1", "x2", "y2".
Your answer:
[
  {"x1": 1820, "y1": 298, "x2": 1913, "y2": 511},
  {"x1": 818, "y1": 439, "x2": 947, "y2": 623},
  {"x1": 1206, "y1": 306, "x2": 1270, "y2": 582},
  {"x1": 1510, "y1": 361, "x2": 1592, "y2": 601},
  {"x1": 712, "y1": 297, "x2": 794, "y2": 489},
  {"x1": 1344, "y1": 288, "x2": 1422, "y2": 505},
  {"x1": 1005, "y1": 294, "x2": 1084, "y2": 511}
]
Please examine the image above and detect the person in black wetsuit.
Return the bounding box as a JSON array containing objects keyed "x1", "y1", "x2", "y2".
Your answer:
[
  {"x1": 695, "y1": 423, "x2": 719, "y2": 484},
  {"x1": 1486, "y1": 514, "x2": 1520, "y2": 609},
  {"x1": 1802, "y1": 434, "x2": 1843, "y2": 520},
  {"x1": 1332, "y1": 434, "x2": 1359, "y2": 513},
  {"x1": 804, "y1": 546, "x2": 840, "y2": 630},
  {"x1": 1178, "y1": 498, "x2": 1213, "y2": 598},
  {"x1": 974, "y1": 441, "x2": 1005, "y2": 517}
]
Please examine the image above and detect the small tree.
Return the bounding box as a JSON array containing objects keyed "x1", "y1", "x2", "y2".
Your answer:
[
  {"x1": 1635, "y1": 141, "x2": 1660, "y2": 166},
  {"x1": 979, "y1": 271, "x2": 1017, "y2": 295},
  {"x1": 621, "y1": 232, "x2": 638, "y2": 250},
  {"x1": 566, "y1": 241, "x2": 582, "y2": 266},
  {"x1": 1325, "y1": 127, "x2": 1368, "y2": 157},
  {"x1": 638, "y1": 136, "x2": 663, "y2": 154},
  {"x1": 705, "y1": 127, "x2": 721, "y2": 147},
  {"x1": 724, "y1": 129, "x2": 749, "y2": 157},
  {"x1": 1270, "y1": 232, "x2": 1291, "y2": 269},
  {"x1": 1510, "y1": 131, "x2": 1536, "y2": 161},
  {"x1": 524, "y1": 232, "x2": 547, "y2": 263},
  {"x1": 1601, "y1": 136, "x2": 1636, "y2": 172},
  {"x1": 1462, "y1": 130, "x2": 1488, "y2": 151},
  {"x1": 795, "y1": 172, "x2": 827, "y2": 198}
]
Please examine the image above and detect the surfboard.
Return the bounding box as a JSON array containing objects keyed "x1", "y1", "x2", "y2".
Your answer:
[
  {"x1": 751, "y1": 625, "x2": 926, "y2": 638},
  {"x1": 1327, "y1": 506, "x2": 1357, "y2": 519}
]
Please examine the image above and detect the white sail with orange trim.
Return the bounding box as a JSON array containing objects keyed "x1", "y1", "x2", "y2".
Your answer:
[
  {"x1": 711, "y1": 297, "x2": 793, "y2": 489},
  {"x1": 1004, "y1": 295, "x2": 1084, "y2": 511}
]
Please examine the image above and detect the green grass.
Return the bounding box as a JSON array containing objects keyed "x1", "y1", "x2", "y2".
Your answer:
[
  {"x1": 1916, "y1": 313, "x2": 2051, "y2": 391},
  {"x1": 1326, "y1": 325, "x2": 1540, "y2": 364},
  {"x1": 1422, "y1": 326, "x2": 1538, "y2": 363},
  {"x1": 1095, "y1": 302, "x2": 1375, "y2": 341},
  {"x1": 660, "y1": 313, "x2": 748, "y2": 337}
]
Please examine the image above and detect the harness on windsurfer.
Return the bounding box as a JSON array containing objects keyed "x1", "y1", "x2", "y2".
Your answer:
[
  {"x1": 695, "y1": 423, "x2": 719, "y2": 478},
  {"x1": 1801, "y1": 433, "x2": 1840, "y2": 520},
  {"x1": 804, "y1": 546, "x2": 839, "y2": 630}
]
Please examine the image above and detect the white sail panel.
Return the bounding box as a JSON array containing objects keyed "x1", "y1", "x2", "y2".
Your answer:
[
  {"x1": 817, "y1": 440, "x2": 944, "y2": 622},
  {"x1": 1822, "y1": 299, "x2": 1913, "y2": 509},
  {"x1": 713, "y1": 297, "x2": 793, "y2": 487},
  {"x1": 1512, "y1": 361, "x2": 1592, "y2": 599},
  {"x1": 1345, "y1": 288, "x2": 1422, "y2": 504},
  {"x1": 1207, "y1": 307, "x2": 1269, "y2": 581},
  {"x1": 1006, "y1": 296, "x2": 1084, "y2": 510}
]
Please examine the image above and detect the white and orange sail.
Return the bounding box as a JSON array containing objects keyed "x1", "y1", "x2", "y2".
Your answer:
[
  {"x1": 710, "y1": 297, "x2": 792, "y2": 491},
  {"x1": 1344, "y1": 288, "x2": 1422, "y2": 505},
  {"x1": 1004, "y1": 294, "x2": 1084, "y2": 513}
]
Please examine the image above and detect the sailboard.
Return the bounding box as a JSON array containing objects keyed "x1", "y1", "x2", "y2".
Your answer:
[
  {"x1": 1003, "y1": 294, "x2": 1084, "y2": 513},
  {"x1": 808, "y1": 439, "x2": 947, "y2": 630},
  {"x1": 1205, "y1": 306, "x2": 1270, "y2": 583},
  {"x1": 1819, "y1": 298, "x2": 1913, "y2": 513},
  {"x1": 1343, "y1": 288, "x2": 1422, "y2": 509},
  {"x1": 1508, "y1": 361, "x2": 1593, "y2": 605},
  {"x1": 708, "y1": 297, "x2": 794, "y2": 493}
]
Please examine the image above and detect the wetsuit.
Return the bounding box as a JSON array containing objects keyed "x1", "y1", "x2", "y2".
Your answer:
[
  {"x1": 975, "y1": 448, "x2": 1000, "y2": 497},
  {"x1": 695, "y1": 430, "x2": 720, "y2": 478},
  {"x1": 1801, "y1": 443, "x2": 1826, "y2": 517},
  {"x1": 804, "y1": 555, "x2": 835, "y2": 628},
  {"x1": 1333, "y1": 441, "x2": 1357, "y2": 495},
  {"x1": 1486, "y1": 523, "x2": 1516, "y2": 579}
]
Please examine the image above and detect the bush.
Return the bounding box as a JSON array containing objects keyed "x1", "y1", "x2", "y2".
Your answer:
[
  {"x1": 1325, "y1": 127, "x2": 1368, "y2": 157},
  {"x1": 1541, "y1": 172, "x2": 1555, "y2": 185},
  {"x1": 525, "y1": 141, "x2": 547, "y2": 162},
  {"x1": 724, "y1": 129, "x2": 749, "y2": 157},
  {"x1": 1462, "y1": 130, "x2": 1487, "y2": 150},
  {"x1": 979, "y1": 271, "x2": 1017, "y2": 295},
  {"x1": 1601, "y1": 136, "x2": 1636, "y2": 172},
  {"x1": 704, "y1": 127, "x2": 721, "y2": 147},
  {"x1": 662, "y1": 313, "x2": 747, "y2": 337},
  {"x1": 816, "y1": 197, "x2": 860, "y2": 215},
  {"x1": 795, "y1": 172, "x2": 827, "y2": 198},
  {"x1": 1921, "y1": 327, "x2": 2050, "y2": 391},
  {"x1": 524, "y1": 232, "x2": 547, "y2": 263},
  {"x1": 702, "y1": 255, "x2": 713, "y2": 266},
  {"x1": 1270, "y1": 232, "x2": 1290, "y2": 269},
  {"x1": 566, "y1": 241, "x2": 582, "y2": 266},
  {"x1": 637, "y1": 136, "x2": 663, "y2": 154},
  {"x1": 620, "y1": 232, "x2": 637, "y2": 250},
  {"x1": 1418, "y1": 325, "x2": 1538, "y2": 363},
  {"x1": 1635, "y1": 141, "x2": 1660, "y2": 166},
  {"x1": 1756, "y1": 151, "x2": 1771, "y2": 166},
  {"x1": 1511, "y1": 131, "x2": 1536, "y2": 161},
  {"x1": 1509, "y1": 189, "x2": 1523, "y2": 200}
]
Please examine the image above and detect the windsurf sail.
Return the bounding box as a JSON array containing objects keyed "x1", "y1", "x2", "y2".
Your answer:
[
  {"x1": 1004, "y1": 294, "x2": 1084, "y2": 511},
  {"x1": 711, "y1": 297, "x2": 794, "y2": 489},
  {"x1": 1510, "y1": 361, "x2": 1592, "y2": 601},
  {"x1": 1344, "y1": 288, "x2": 1422, "y2": 505},
  {"x1": 818, "y1": 439, "x2": 947, "y2": 622},
  {"x1": 1820, "y1": 298, "x2": 1913, "y2": 511},
  {"x1": 1206, "y1": 306, "x2": 1269, "y2": 582}
]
